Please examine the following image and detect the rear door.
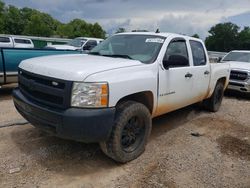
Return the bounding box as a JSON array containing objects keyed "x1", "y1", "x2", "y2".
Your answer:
[
  {"x1": 189, "y1": 40, "x2": 210, "y2": 101},
  {"x1": 157, "y1": 38, "x2": 194, "y2": 116}
]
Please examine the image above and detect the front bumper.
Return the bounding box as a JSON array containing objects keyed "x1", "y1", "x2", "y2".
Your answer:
[
  {"x1": 13, "y1": 88, "x2": 115, "y2": 143},
  {"x1": 227, "y1": 79, "x2": 250, "y2": 93}
]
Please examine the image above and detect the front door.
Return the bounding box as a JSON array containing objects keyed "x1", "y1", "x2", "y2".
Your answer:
[{"x1": 157, "y1": 38, "x2": 194, "y2": 116}]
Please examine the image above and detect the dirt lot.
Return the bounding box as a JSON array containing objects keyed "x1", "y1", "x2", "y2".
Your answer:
[{"x1": 0, "y1": 88, "x2": 249, "y2": 188}]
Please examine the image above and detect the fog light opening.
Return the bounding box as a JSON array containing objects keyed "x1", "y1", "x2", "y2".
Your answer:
[{"x1": 240, "y1": 88, "x2": 248, "y2": 92}]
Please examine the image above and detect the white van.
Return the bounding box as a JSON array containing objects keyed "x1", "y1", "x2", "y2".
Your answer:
[{"x1": 0, "y1": 35, "x2": 34, "y2": 48}]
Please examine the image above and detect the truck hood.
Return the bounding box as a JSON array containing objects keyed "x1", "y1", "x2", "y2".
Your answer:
[
  {"x1": 19, "y1": 54, "x2": 143, "y2": 81},
  {"x1": 228, "y1": 61, "x2": 250, "y2": 71},
  {"x1": 47, "y1": 44, "x2": 79, "y2": 50}
]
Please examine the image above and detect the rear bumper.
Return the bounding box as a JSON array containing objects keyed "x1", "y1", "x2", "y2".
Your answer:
[
  {"x1": 13, "y1": 88, "x2": 115, "y2": 143},
  {"x1": 227, "y1": 79, "x2": 250, "y2": 93}
]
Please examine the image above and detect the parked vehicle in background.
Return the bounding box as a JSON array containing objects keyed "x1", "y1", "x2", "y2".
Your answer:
[
  {"x1": 0, "y1": 48, "x2": 81, "y2": 87},
  {"x1": 221, "y1": 50, "x2": 250, "y2": 93},
  {"x1": 208, "y1": 51, "x2": 227, "y2": 63},
  {"x1": 13, "y1": 32, "x2": 230, "y2": 162},
  {"x1": 46, "y1": 37, "x2": 103, "y2": 51},
  {"x1": 0, "y1": 35, "x2": 34, "y2": 48}
]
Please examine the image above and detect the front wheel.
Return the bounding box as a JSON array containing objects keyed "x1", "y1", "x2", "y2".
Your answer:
[
  {"x1": 203, "y1": 81, "x2": 224, "y2": 112},
  {"x1": 100, "y1": 101, "x2": 152, "y2": 163}
]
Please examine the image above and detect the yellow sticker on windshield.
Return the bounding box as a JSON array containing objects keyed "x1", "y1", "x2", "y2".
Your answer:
[{"x1": 145, "y1": 38, "x2": 164, "y2": 43}]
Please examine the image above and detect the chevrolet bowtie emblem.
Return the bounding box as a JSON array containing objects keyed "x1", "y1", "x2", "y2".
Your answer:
[{"x1": 52, "y1": 81, "x2": 59, "y2": 86}]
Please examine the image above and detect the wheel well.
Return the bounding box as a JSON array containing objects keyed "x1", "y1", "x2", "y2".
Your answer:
[
  {"x1": 217, "y1": 77, "x2": 227, "y2": 87},
  {"x1": 117, "y1": 91, "x2": 154, "y2": 114}
]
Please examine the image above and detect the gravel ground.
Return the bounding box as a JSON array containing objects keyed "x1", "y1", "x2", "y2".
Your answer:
[{"x1": 0, "y1": 88, "x2": 249, "y2": 188}]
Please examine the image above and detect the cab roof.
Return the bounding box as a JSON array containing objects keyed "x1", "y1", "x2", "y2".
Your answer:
[
  {"x1": 114, "y1": 32, "x2": 202, "y2": 42},
  {"x1": 75, "y1": 37, "x2": 103, "y2": 41}
]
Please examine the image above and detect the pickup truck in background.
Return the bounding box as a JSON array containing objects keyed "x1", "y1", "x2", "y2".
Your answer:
[
  {"x1": 46, "y1": 37, "x2": 103, "y2": 51},
  {"x1": 221, "y1": 50, "x2": 250, "y2": 93},
  {"x1": 0, "y1": 48, "x2": 81, "y2": 86},
  {"x1": 13, "y1": 32, "x2": 230, "y2": 162},
  {"x1": 0, "y1": 35, "x2": 34, "y2": 48}
]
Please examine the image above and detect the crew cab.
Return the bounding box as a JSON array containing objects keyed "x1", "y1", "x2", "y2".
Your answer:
[
  {"x1": 13, "y1": 32, "x2": 230, "y2": 162},
  {"x1": 221, "y1": 50, "x2": 250, "y2": 93},
  {"x1": 46, "y1": 37, "x2": 103, "y2": 51},
  {"x1": 0, "y1": 35, "x2": 34, "y2": 48}
]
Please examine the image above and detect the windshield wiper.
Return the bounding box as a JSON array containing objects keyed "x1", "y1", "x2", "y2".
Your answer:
[
  {"x1": 102, "y1": 54, "x2": 133, "y2": 60},
  {"x1": 88, "y1": 52, "x2": 133, "y2": 60}
]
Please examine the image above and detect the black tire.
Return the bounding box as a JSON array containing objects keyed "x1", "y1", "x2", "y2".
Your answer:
[
  {"x1": 100, "y1": 101, "x2": 152, "y2": 163},
  {"x1": 203, "y1": 81, "x2": 224, "y2": 112}
]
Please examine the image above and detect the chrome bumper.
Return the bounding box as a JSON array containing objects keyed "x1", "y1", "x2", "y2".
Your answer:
[{"x1": 227, "y1": 79, "x2": 250, "y2": 93}]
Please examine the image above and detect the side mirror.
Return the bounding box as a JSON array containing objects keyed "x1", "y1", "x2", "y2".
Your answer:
[
  {"x1": 217, "y1": 57, "x2": 222, "y2": 63},
  {"x1": 83, "y1": 45, "x2": 92, "y2": 51},
  {"x1": 163, "y1": 55, "x2": 189, "y2": 69}
]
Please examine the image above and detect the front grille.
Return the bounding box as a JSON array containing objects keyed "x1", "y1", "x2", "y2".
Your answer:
[
  {"x1": 18, "y1": 69, "x2": 72, "y2": 109},
  {"x1": 230, "y1": 70, "x2": 248, "y2": 81}
]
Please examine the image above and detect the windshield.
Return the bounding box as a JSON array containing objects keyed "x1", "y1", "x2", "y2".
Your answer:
[
  {"x1": 90, "y1": 34, "x2": 165, "y2": 64},
  {"x1": 67, "y1": 38, "x2": 87, "y2": 47},
  {"x1": 223, "y1": 52, "x2": 250, "y2": 63}
]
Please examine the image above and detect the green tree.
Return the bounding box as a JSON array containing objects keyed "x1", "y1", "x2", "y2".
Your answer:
[
  {"x1": 90, "y1": 23, "x2": 106, "y2": 38},
  {"x1": 59, "y1": 19, "x2": 106, "y2": 39},
  {"x1": 116, "y1": 27, "x2": 126, "y2": 33},
  {"x1": 192, "y1": 34, "x2": 200, "y2": 38},
  {"x1": 205, "y1": 22, "x2": 239, "y2": 52},
  {"x1": 0, "y1": 1, "x2": 5, "y2": 33},
  {"x1": 65, "y1": 19, "x2": 90, "y2": 38},
  {"x1": 20, "y1": 7, "x2": 36, "y2": 23},
  {"x1": 3, "y1": 5, "x2": 25, "y2": 34},
  {"x1": 0, "y1": 0, "x2": 106, "y2": 38},
  {"x1": 238, "y1": 27, "x2": 250, "y2": 50},
  {"x1": 56, "y1": 23, "x2": 73, "y2": 38},
  {"x1": 23, "y1": 13, "x2": 54, "y2": 37}
]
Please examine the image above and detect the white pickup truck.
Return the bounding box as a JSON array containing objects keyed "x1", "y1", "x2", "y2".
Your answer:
[
  {"x1": 46, "y1": 37, "x2": 103, "y2": 51},
  {"x1": 13, "y1": 32, "x2": 230, "y2": 162},
  {"x1": 221, "y1": 50, "x2": 250, "y2": 93}
]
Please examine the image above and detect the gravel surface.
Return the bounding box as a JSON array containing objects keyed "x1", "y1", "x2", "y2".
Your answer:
[{"x1": 0, "y1": 89, "x2": 249, "y2": 188}]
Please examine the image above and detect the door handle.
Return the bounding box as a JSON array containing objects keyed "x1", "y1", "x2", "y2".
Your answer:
[
  {"x1": 204, "y1": 70, "x2": 210, "y2": 75},
  {"x1": 185, "y1": 73, "x2": 193, "y2": 78}
]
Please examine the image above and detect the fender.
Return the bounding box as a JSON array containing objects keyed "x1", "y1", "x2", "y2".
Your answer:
[{"x1": 84, "y1": 63, "x2": 159, "y2": 115}]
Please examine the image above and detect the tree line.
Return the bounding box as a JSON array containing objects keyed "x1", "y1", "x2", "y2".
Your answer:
[
  {"x1": 205, "y1": 22, "x2": 250, "y2": 52},
  {"x1": 1, "y1": 1, "x2": 250, "y2": 52},
  {"x1": 117, "y1": 22, "x2": 250, "y2": 53},
  {"x1": 0, "y1": 1, "x2": 106, "y2": 39}
]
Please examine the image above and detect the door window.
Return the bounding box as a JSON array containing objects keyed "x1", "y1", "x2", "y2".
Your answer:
[
  {"x1": 163, "y1": 39, "x2": 189, "y2": 68},
  {"x1": 0, "y1": 37, "x2": 10, "y2": 43},
  {"x1": 14, "y1": 39, "x2": 32, "y2": 44},
  {"x1": 83, "y1": 40, "x2": 98, "y2": 50},
  {"x1": 190, "y1": 40, "x2": 206, "y2": 66}
]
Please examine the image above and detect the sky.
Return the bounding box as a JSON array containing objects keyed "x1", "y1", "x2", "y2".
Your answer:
[{"x1": 2, "y1": 0, "x2": 250, "y2": 39}]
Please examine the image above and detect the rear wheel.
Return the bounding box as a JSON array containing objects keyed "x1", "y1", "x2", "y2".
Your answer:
[
  {"x1": 203, "y1": 81, "x2": 224, "y2": 112},
  {"x1": 100, "y1": 101, "x2": 152, "y2": 163}
]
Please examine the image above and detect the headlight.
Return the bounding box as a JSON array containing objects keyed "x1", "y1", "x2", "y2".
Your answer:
[{"x1": 71, "y1": 82, "x2": 108, "y2": 108}]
